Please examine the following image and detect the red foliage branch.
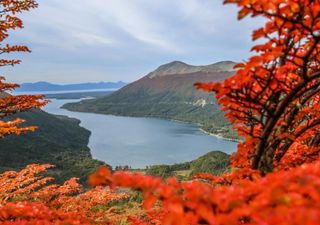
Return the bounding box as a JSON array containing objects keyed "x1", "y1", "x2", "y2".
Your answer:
[
  {"x1": 0, "y1": 202, "x2": 91, "y2": 225},
  {"x1": 0, "y1": 0, "x2": 47, "y2": 138},
  {"x1": 0, "y1": 165, "x2": 131, "y2": 224}
]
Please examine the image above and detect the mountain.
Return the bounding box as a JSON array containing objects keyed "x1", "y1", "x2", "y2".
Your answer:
[
  {"x1": 148, "y1": 61, "x2": 236, "y2": 78},
  {"x1": 63, "y1": 61, "x2": 238, "y2": 139},
  {"x1": 0, "y1": 110, "x2": 106, "y2": 184},
  {"x1": 16, "y1": 81, "x2": 127, "y2": 92}
]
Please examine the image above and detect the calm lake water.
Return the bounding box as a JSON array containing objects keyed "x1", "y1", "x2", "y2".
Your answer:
[{"x1": 44, "y1": 99, "x2": 238, "y2": 168}]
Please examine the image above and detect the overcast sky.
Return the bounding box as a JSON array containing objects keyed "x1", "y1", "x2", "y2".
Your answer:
[{"x1": 3, "y1": 0, "x2": 262, "y2": 84}]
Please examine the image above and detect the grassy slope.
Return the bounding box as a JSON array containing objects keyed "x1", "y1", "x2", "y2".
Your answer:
[{"x1": 0, "y1": 110, "x2": 106, "y2": 184}]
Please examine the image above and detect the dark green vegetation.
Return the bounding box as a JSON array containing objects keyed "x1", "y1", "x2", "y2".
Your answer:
[
  {"x1": 45, "y1": 91, "x2": 112, "y2": 99},
  {"x1": 144, "y1": 151, "x2": 230, "y2": 180},
  {"x1": 64, "y1": 61, "x2": 239, "y2": 140},
  {"x1": 0, "y1": 110, "x2": 106, "y2": 184}
]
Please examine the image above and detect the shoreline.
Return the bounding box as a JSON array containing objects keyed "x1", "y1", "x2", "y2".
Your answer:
[
  {"x1": 61, "y1": 99, "x2": 241, "y2": 143},
  {"x1": 199, "y1": 128, "x2": 241, "y2": 143}
]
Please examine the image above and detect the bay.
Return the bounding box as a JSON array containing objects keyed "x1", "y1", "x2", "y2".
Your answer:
[{"x1": 44, "y1": 99, "x2": 238, "y2": 168}]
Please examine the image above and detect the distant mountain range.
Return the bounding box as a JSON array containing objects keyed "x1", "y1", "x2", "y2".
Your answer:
[
  {"x1": 16, "y1": 81, "x2": 127, "y2": 92},
  {"x1": 64, "y1": 61, "x2": 239, "y2": 139}
]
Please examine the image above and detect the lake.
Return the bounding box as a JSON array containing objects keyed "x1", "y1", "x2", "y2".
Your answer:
[{"x1": 44, "y1": 99, "x2": 238, "y2": 168}]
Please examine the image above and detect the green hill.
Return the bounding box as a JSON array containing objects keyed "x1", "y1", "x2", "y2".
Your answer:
[
  {"x1": 0, "y1": 110, "x2": 106, "y2": 184},
  {"x1": 144, "y1": 151, "x2": 230, "y2": 179},
  {"x1": 63, "y1": 61, "x2": 238, "y2": 139}
]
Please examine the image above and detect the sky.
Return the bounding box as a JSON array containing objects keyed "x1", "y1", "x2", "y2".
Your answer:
[{"x1": 3, "y1": 0, "x2": 262, "y2": 84}]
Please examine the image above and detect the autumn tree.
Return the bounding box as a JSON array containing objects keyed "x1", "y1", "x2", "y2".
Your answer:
[
  {"x1": 195, "y1": 0, "x2": 320, "y2": 174},
  {"x1": 0, "y1": 0, "x2": 46, "y2": 138}
]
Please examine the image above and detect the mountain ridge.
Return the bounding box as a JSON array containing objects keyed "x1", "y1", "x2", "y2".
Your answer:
[{"x1": 16, "y1": 81, "x2": 127, "y2": 92}]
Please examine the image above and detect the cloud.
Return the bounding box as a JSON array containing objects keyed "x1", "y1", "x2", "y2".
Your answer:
[
  {"x1": 71, "y1": 32, "x2": 115, "y2": 47},
  {"x1": 3, "y1": 0, "x2": 263, "y2": 83},
  {"x1": 87, "y1": 0, "x2": 184, "y2": 52}
]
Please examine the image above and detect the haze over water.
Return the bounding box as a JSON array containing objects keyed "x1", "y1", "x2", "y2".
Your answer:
[{"x1": 44, "y1": 99, "x2": 238, "y2": 168}]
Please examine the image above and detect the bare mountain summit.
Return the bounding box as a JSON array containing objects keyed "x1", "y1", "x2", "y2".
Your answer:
[{"x1": 148, "y1": 61, "x2": 236, "y2": 78}]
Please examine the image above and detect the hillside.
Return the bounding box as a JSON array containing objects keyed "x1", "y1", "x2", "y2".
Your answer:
[
  {"x1": 0, "y1": 110, "x2": 105, "y2": 184},
  {"x1": 144, "y1": 151, "x2": 230, "y2": 179},
  {"x1": 16, "y1": 81, "x2": 126, "y2": 92},
  {"x1": 63, "y1": 61, "x2": 238, "y2": 139}
]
